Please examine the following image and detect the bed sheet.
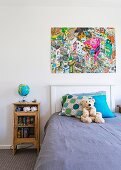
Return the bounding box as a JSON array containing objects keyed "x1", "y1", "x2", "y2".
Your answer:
[{"x1": 35, "y1": 112, "x2": 121, "y2": 170}]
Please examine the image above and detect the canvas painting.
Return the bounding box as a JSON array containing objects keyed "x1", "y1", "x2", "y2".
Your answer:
[{"x1": 51, "y1": 27, "x2": 116, "y2": 73}]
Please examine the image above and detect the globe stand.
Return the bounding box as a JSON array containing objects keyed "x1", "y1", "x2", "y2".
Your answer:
[{"x1": 21, "y1": 96, "x2": 27, "y2": 102}]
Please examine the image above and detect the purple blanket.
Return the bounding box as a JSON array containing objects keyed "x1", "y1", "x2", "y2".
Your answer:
[{"x1": 35, "y1": 113, "x2": 121, "y2": 170}]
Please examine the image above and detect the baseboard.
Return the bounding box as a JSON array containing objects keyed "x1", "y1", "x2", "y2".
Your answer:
[
  {"x1": 0, "y1": 144, "x2": 35, "y2": 149},
  {"x1": 0, "y1": 145, "x2": 11, "y2": 149}
]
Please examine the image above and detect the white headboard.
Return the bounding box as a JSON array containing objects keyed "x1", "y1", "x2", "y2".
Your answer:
[{"x1": 50, "y1": 85, "x2": 115, "y2": 115}]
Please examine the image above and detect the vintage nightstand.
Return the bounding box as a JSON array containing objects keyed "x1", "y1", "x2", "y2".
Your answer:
[{"x1": 13, "y1": 102, "x2": 40, "y2": 154}]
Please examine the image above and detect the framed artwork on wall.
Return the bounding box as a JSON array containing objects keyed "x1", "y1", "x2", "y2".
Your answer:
[{"x1": 51, "y1": 27, "x2": 116, "y2": 73}]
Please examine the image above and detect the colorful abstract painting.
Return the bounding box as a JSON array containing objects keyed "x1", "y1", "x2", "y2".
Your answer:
[{"x1": 51, "y1": 27, "x2": 116, "y2": 73}]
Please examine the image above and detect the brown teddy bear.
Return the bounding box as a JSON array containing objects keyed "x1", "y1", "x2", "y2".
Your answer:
[{"x1": 80, "y1": 96, "x2": 105, "y2": 123}]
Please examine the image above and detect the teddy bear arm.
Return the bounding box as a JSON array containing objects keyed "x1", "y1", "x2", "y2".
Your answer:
[
  {"x1": 90, "y1": 116, "x2": 96, "y2": 122},
  {"x1": 83, "y1": 108, "x2": 89, "y2": 117},
  {"x1": 90, "y1": 107, "x2": 96, "y2": 116}
]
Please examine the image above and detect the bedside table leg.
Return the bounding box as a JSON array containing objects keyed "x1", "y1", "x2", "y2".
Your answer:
[
  {"x1": 13, "y1": 145, "x2": 17, "y2": 155},
  {"x1": 36, "y1": 142, "x2": 40, "y2": 153},
  {"x1": 36, "y1": 141, "x2": 40, "y2": 153},
  {"x1": 37, "y1": 146, "x2": 39, "y2": 153}
]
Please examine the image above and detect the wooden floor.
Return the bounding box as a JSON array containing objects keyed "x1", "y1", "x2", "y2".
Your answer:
[{"x1": 0, "y1": 149, "x2": 38, "y2": 170}]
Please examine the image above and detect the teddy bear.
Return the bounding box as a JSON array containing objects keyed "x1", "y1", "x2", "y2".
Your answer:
[
  {"x1": 23, "y1": 107, "x2": 31, "y2": 112},
  {"x1": 31, "y1": 106, "x2": 37, "y2": 112},
  {"x1": 80, "y1": 96, "x2": 105, "y2": 123}
]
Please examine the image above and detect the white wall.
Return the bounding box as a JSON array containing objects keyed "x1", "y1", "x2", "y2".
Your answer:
[{"x1": 0, "y1": 6, "x2": 121, "y2": 147}]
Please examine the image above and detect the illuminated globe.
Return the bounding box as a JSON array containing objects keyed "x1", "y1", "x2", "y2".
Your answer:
[{"x1": 18, "y1": 84, "x2": 30, "y2": 100}]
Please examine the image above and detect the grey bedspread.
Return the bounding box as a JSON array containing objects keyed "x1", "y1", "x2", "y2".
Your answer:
[{"x1": 34, "y1": 113, "x2": 121, "y2": 170}]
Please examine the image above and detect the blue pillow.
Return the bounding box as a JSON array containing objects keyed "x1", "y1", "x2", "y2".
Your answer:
[{"x1": 93, "y1": 95, "x2": 116, "y2": 118}]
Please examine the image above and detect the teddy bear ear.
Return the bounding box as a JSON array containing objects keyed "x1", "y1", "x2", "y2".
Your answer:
[
  {"x1": 88, "y1": 96, "x2": 92, "y2": 99},
  {"x1": 82, "y1": 96, "x2": 87, "y2": 100},
  {"x1": 80, "y1": 96, "x2": 87, "y2": 104},
  {"x1": 80, "y1": 97, "x2": 85, "y2": 104},
  {"x1": 92, "y1": 98, "x2": 95, "y2": 102},
  {"x1": 80, "y1": 99, "x2": 84, "y2": 104}
]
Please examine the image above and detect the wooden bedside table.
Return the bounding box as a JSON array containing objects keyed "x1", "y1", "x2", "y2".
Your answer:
[
  {"x1": 117, "y1": 105, "x2": 121, "y2": 113},
  {"x1": 13, "y1": 102, "x2": 40, "y2": 154}
]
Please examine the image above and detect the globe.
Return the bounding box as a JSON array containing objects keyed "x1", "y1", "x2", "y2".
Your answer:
[{"x1": 18, "y1": 84, "x2": 30, "y2": 97}]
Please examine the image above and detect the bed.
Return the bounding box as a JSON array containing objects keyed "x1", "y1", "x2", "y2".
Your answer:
[{"x1": 34, "y1": 85, "x2": 121, "y2": 170}]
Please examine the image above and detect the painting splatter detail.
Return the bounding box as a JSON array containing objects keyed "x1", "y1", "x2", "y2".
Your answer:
[{"x1": 51, "y1": 27, "x2": 116, "y2": 73}]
